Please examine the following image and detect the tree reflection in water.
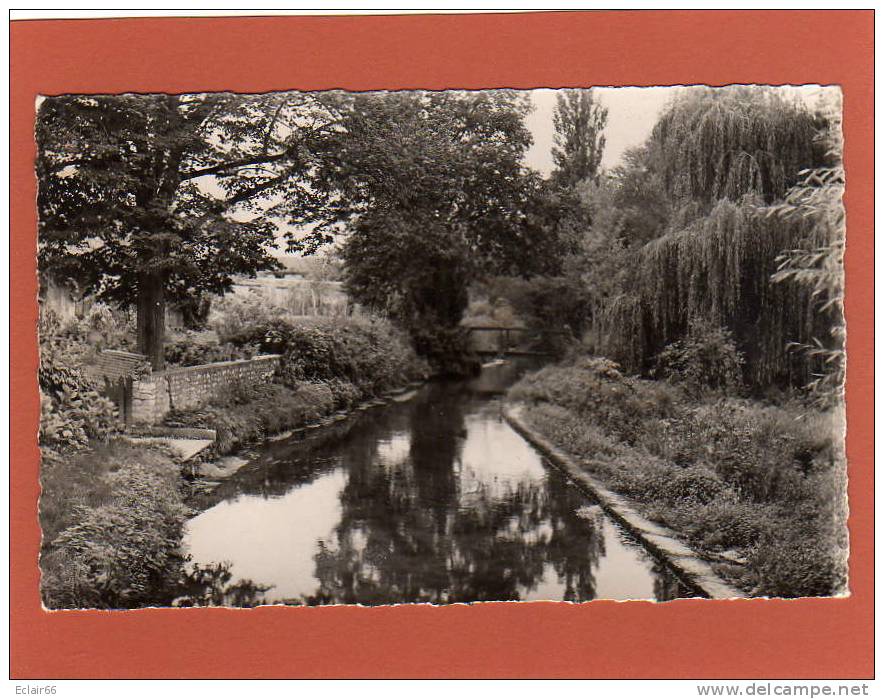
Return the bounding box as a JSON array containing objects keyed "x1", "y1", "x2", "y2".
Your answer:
[
  {"x1": 307, "y1": 383, "x2": 608, "y2": 605},
  {"x1": 185, "y1": 361, "x2": 694, "y2": 606}
]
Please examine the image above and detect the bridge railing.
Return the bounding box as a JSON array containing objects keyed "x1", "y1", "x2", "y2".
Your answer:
[{"x1": 465, "y1": 325, "x2": 569, "y2": 356}]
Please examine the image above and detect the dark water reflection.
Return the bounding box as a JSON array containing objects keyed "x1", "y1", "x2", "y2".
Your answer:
[{"x1": 185, "y1": 361, "x2": 694, "y2": 605}]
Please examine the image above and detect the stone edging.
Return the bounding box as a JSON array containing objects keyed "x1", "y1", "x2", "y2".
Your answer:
[
  {"x1": 154, "y1": 353, "x2": 282, "y2": 377},
  {"x1": 504, "y1": 404, "x2": 745, "y2": 600},
  {"x1": 127, "y1": 425, "x2": 218, "y2": 441}
]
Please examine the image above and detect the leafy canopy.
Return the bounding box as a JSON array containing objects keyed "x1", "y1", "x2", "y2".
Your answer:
[
  {"x1": 293, "y1": 90, "x2": 575, "y2": 331},
  {"x1": 37, "y1": 92, "x2": 337, "y2": 305}
]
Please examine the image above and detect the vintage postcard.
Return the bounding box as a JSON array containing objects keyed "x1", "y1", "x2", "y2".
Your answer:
[{"x1": 10, "y1": 9, "x2": 874, "y2": 681}]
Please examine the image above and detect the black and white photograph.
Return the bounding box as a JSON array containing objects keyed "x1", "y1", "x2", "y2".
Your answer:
[{"x1": 36, "y1": 83, "x2": 847, "y2": 610}]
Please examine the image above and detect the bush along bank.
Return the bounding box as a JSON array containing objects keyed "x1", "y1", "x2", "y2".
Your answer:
[
  {"x1": 507, "y1": 356, "x2": 847, "y2": 598},
  {"x1": 166, "y1": 315, "x2": 430, "y2": 458}
]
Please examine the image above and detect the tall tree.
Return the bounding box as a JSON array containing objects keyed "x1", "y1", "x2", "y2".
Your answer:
[
  {"x1": 651, "y1": 86, "x2": 823, "y2": 208},
  {"x1": 294, "y1": 90, "x2": 573, "y2": 369},
  {"x1": 596, "y1": 87, "x2": 836, "y2": 389},
  {"x1": 37, "y1": 92, "x2": 336, "y2": 368},
  {"x1": 551, "y1": 89, "x2": 608, "y2": 188},
  {"x1": 607, "y1": 144, "x2": 672, "y2": 246}
]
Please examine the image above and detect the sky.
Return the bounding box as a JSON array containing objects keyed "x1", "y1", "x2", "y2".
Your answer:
[{"x1": 523, "y1": 85, "x2": 839, "y2": 177}]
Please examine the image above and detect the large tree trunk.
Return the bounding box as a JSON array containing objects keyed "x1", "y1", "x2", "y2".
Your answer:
[{"x1": 137, "y1": 270, "x2": 166, "y2": 370}]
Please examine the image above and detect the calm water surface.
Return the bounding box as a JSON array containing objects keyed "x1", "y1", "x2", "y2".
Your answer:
[{"x1": 184, "y1": 361, "x2": 694, "y2": 605}]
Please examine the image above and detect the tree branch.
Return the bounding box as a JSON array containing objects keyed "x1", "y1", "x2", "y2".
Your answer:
[{"x1": 179, "y1": 149, "x2": 293, "y2": 181}]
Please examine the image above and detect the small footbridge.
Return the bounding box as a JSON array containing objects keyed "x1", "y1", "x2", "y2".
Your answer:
[{"x1": 465, "y1": 325, "x2": 568, "y2": 357}]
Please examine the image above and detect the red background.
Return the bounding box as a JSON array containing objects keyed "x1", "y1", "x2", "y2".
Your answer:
[{"x1": 10, "y1": 11, "x2": 874, "y2": 679}]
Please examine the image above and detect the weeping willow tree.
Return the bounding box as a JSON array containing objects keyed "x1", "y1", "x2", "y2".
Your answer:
[
  {"x1": 652, "y1": 87, "x2": 824, "y2": 207},
  {"x1": 597, "y1": 87, "x2": 839, "y2": 390},
  {"x1": 600, "y1": 199, "x2": 829, "y2": 387}
]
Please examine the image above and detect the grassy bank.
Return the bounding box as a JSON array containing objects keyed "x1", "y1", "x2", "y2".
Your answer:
[
  {"x1": 508, "y1": 357, "x2": 847, "y2": 598},
  {"x1": 167, "y1": 381, "x2": 340, "y2": 456}
]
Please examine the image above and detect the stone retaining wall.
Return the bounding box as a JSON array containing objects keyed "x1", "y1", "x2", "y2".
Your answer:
[{"x1": 131, "y1": 354, "x2": 281, "y2": 424}]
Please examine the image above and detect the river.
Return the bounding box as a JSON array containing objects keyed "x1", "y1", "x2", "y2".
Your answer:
[{"x1": 184, "y1": 360, "x2": 695, "y2": 605}]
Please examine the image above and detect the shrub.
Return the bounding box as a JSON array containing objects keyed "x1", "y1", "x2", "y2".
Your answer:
[
  {"x1": 523, "y1": 403, "x2": 625, "y2": 460},
  {"x1": 164, "y1": 330, "x2": 257, "y2": 367},
  {"x1": 655, "y1": 323, "x2": 745, "y2": 397},
  {"x1": 663, "y1": 467, "x2": 728, "y2": 505},
  {"x1": 40, "y1": 442, "x2": 271, "y2": 609},
  {"x1": 40, "y1": 446, "x2": 189, "y2": 609},
  {"x1": 325, "y1": 379, "x2": 363, "y2": 410},
  {"x1": 511, "y1": 356, "x2": 681, "y2": 445},
  {"x1": 666, "y1": 498, "x2": 770, "y2": 551},
  {"x1": 210, "y1": 291, "x2": 432, "y2": 384},
  {"x1": 693, "y1": 399, "x2": 835, "y2": 502},
  {"x1": 747, "y1": 529, "x2": 847, "y2": 598},
  {"x1": 264, "y1": 317, "x2": 428, "y2": 394},
  {"x1": 39, "y1": 315, "x2": 120, "y2": 453},
  {"x1": 39, "y1": 388, "x2": 119, "y2": 454}
]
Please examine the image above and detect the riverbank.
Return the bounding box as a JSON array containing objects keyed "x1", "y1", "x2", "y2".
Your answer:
[
  {"x1": 507, "y1": 356, "x2": 848, "y2": 599},
  {"x1": 39, "y1": 308, "x2": 432, "y2": 608},
  {"x1": 39, "y1": 376, "x2": 428, "y2": 609},
  {"x1": 505, "y1": 406, "x2": 741, "y2": 599},
  {"x1": 164, "y1": 312, "x2": 430, "y2": 461}
]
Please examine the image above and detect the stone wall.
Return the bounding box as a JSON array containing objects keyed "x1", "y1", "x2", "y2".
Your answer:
[{"x1": 131, "y1": 354, "x2": 281, "y2": 424}]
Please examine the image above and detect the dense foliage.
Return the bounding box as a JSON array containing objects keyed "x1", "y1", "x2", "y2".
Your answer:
[
  {"x1": 40, "y1": 442, "x2": 270, "y2": 608},
  {"x1": 295, "y1": 90, "x2": 576, "y2": 372},
  {"x1": 170, "y1": 296, "x2": 428, "y2": 454},
  {"x1": 210, "y1": 293, "x2": 428, "y2": 395},
  {"x1": 163, "y1": 330, "x2": 256, "y2": 368},
  {"x1": 599, "y1": 200, "x2": 831, "y2": 387},
  {"x1": 652, "y1": 87, "x2": 823, "y2": 206},
  {"x1": 36, "y1": 92, "x2": 343, "y2": 366},
  {"x1": 589, "y1": 87, "x2": 840, "y2": 392},
  {"x1": 38, "y1": 311, "x2": 120, "y2": 453},
  {"x1": 767, "y1": 96, "x2": 845, "y2": 405},
  {"x1": 37, "y1": 89, "x2": 583, "y2": 372},
  {"x1": 654, "y1": 323, "x2": 745, "y2": 398},
  {"x1": 40, "y1": 443, "x2": 187, "y2": 608}
]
